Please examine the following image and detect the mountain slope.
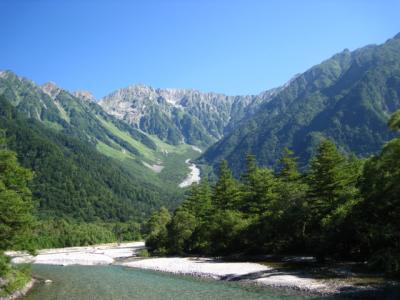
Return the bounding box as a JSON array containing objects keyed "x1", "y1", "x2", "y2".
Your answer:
[
  {"x1": 0, "y1": 95, "x2": 161, "y2": 222},
  {"x1": 201, "y1": 33, "x2": 400, "y2": 175},
  {"x1": 99, "y1": 85, "x2": 279, "y2": 148},
  {"x1": 0, "y1": 71, "x2": 205, "y2": 221}
]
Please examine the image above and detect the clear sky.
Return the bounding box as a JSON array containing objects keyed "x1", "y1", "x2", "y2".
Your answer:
[{"x1": 0, "y1": 0, "x2": 399, "y2": 98}]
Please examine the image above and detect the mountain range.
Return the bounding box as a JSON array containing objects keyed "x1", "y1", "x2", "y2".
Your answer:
[
  {"x1": 99, "y1": 84, "x2": 280, "y2": 148},
  {"x1": 0, "y1": 32, "x2": 399, "y2": 221}
]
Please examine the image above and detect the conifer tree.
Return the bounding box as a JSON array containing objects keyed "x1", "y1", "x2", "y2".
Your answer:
[
  {"x1": 241, "y1": 154, "x2": 279, "y2": 214},
  {"x1": 307, "y1": 140, "x2": 347, "y2": 212},
  {"x1": 305, "y1": 139, "x2": 351, "y2": 261},
  {"x1": 278, "y1": 148, "x2": 300, "y2": 181},
  {"x1": 213, "y1": 160, "x2": 241, "y2": 210},
  {"x1": 240, "y1": 154, "x2": 259, "y2": 213},
  {"x1": 182, "y1": 180, "x2": 212, "y2": 219}
]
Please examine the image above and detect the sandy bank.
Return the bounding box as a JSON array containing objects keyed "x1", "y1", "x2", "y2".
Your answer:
[
  {"x1": 6, "y1": 242, "x2": 145, "y2": 266},
  {"x1": 120, "y1": 257, "x2": 330, "y2": 293}
]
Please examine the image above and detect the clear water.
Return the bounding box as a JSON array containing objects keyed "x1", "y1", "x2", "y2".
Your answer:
[{"x1": 24, "y1": 264, "x2": 346, "y2": 300}]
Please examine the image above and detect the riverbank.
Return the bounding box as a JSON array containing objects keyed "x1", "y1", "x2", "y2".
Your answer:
[
  {"x1": 119, "y1": 257, "x2": 342, "y2": 295},
  {"x1": 6, "y1": 242, "x2": 145, "y2": 266},
  {"x1": 120, "y1": 257, "x2": 399, "y2": 297},
  {"x1": 0, "y1": 264, "x2": 35, "y2": 300},
  {"x1": 0, "y1": 278, "x2": 35, "y2": 300},
  {"x1": 7, "y1": 243, "x2": 396, "y2": 297}
]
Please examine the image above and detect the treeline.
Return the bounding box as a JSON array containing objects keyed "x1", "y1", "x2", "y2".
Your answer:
[
  {"x1": 146, "y1": 111, "x2": 400, "y2": 274},
  {"x1": 34, "y1": 219, "x2": 142, "y2": 249}
]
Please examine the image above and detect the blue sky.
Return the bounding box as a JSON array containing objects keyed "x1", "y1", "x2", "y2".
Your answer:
[{"x1": 0, "y1": 0, "x2": 399, "y2": 98}]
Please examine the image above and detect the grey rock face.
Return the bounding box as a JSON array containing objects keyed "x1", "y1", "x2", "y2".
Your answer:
[{"x1": 99, "y1": 84, "x2": 279, "y2": 146}]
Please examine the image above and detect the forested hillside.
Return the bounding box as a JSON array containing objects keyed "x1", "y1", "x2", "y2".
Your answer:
[
  {"x1": 201, "y1": 33, "x2": 400, "y2": 175},
  {"x1": 0, "y1": 71, "x2": 202, "y2": 225},
  {"x1": 0, "y1": 96, "x2": 162, "y2": 222},
  {"x1": 147, "y1": 110, "x2": 400, "y2": 274}
]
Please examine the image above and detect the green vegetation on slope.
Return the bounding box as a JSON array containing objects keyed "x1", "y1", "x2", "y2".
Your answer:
[
  {"x1": 0, "y1": 72, "x2": 203, "y2": 227},
  {"x1": 202, "y1": 34, "x2": 400, "y2": 175},
  {"x1": 0, "y1": 96, "x2": 162, "y2": 222}
]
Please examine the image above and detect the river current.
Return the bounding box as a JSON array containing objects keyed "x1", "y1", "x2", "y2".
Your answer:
[{"x1": 24, "y1": 264, "x2": 345, "y2": 300}]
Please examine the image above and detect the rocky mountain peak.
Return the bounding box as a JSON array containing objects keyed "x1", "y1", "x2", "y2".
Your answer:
[
  {"x1": 125, "y1": 84, "x2": 156, "y2": 95},
  {"x1": 74, "y1": 90, "x2": 95, "y2": 102},
  {"x1": 42, "y1": 81, "x2": 62, "y2": 99},
  {"x1": 98, "y1": 81, "x2": 282, "y2": 147},
  {"x1": 0, "y1": 70, "x2": 25, "y2": 82},
  {"x1": 0, "y1": 70, "x2": 9, "y2": 79}
]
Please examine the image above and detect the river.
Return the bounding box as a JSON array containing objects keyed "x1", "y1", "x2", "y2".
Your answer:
[
  {"x1": 179, "y1": 159, "x2": 201, "y2": 188},
  {"x1": 24, "y1": 265, "x2": 339, "y2": 300}
]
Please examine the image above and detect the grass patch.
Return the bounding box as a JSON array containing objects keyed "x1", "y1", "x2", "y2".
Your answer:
[
  {"x1": 96, "y1": 117, "x2": 202, "y2": 185},
  {"x1": 0, "y1": 265, "x2": 31, "y2": 297},
  {"x1": 97, "y1": 117, "x2": 157, "y2": 161},
  {"x1": 96, "y1": 141, "x2": 132, "y2": 161},
  {"x1": 42, "y1": 120, "x2": 64, "y2": 131},
  {"x1": 137, "y1": 249, "x2": 150, "y2": 257}
]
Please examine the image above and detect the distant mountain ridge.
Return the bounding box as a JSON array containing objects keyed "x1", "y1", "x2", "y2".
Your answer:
[{"x1": 99, "y1": 84, "x2": 280, "y2": 148}]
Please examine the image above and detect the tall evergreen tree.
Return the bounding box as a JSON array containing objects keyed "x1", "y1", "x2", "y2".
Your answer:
[
  {"x1": 307, "y1": 140, "x2": 347, "y2": 213},
  {"x1": 240, "y1": 154, "x2": 279, "y2": 214},
  {"x1": 182, "y1": 180, "x2": 212, "y2": 219},
  {"x1": 271, "y1": 148, "x2": 308, "y2": 250},
  {"x1": 240, "y1": 154, "x2": 259, "y2": 213},
  {"x1": 305, "y1": 139, "x2": 350, "y2": 260},
  {"x1": 278, "y1": 148, "x2": 300, "y2": 181},
  {"x1": 213, "y1": 160, "x2": 241, "y2": 210}
]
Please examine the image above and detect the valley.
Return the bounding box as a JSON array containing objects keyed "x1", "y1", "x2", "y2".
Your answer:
[
  {"x1": 0, "y1": 8, "x2": 400, "y2": 298},
  {"x1": 0, "y1": 32, "x2": 399, "y2": 234}
]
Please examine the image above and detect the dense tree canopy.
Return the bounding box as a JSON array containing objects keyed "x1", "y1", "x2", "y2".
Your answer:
[
  {"x1": 0, "y1": 133, "x2": 35, "y2": 251},
  {"x1": 0, "y1": 133, "x2": 36, "y2": 280}
]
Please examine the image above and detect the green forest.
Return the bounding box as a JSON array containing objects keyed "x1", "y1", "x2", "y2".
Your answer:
[
  {"x1": 146, "y1": 110, "x2": 400, "y2": 275},
  {"x1": 0, "y1": 132, "x2": 36, "y2": 296},
  {"x1": 0, "y1": 95, "x2": 152, "y2": 245}
]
